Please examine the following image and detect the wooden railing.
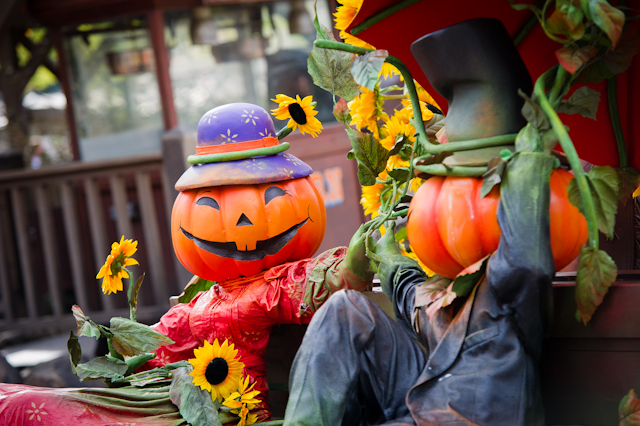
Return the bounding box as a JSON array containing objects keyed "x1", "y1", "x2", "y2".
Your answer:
[{"x1": 0, "y1": 153, "x2": 185, "y2": 335}]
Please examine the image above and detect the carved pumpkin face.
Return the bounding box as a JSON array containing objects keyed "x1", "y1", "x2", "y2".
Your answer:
[{"x1": 171, "y1": 176, "x2": 326, "y2": 282}]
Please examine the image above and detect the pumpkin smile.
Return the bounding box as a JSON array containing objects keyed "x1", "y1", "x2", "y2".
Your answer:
[{"x1": 180, "y1": 218, "x2": 309, "y2": 261}]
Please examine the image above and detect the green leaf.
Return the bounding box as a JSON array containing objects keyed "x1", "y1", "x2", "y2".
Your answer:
[
  {"x1": 605, "y1": 24, "x2": 640, "y2": 75},
  {"x1": 557, "y1": 86, "x2": 601, "y2": 119},
  {"x1": 481, "y1": 157, "x2": 506, "y2": 198},
  {"x1": 508, "y1": 1, "x2": 542, "y2": 13},
  {"x1": 170, "y1": 366, "x2": 222, "y2": 426},
  {"x1": 414, "y1": 275, "x2": 452, "y2": 309},
  {"x1": 128, "y1": 273, "x2": 144, "y2": 313},
  {"x1": 617, "y1": 167, "x2": 640, "y2": 205},
  {"x1": 515, "y1": 123, "x2": 543, "y2": 153},
  {"x1": 387, "y1": 167, "x2": 410, "y2": 182},
  {"x1": 541, "y1": 128, "x2": 561, "y2": 152},
  {"x1": 519, "y1": 90, "x2": 549, "y2": 129},
  {"x1": 125, "y1": 353, "x2": 156, "y2": 375},
  {"x1": 556, "y1": 45, "x2": 598, "y2": 74},
  {"x1": 568, "y1": 166, "x2": 619, "y2": 238},
  {"x1": 575, "y1": 58, "x2": 613, "y2": 84},
  {"x1": 576, "y1": 25, "x2": 640, "y2": 84},
  {"x1": 178, "y1": 276, "x2": 215, "y2": 304},
  {"x1": 394, "y1": 226, "x2": 408, "y2": 243},
  {"x1": 333, "y1": 98, "x2": 351, "y2": 125},
  {"x1": 424, "y1": 113, "x2": 446, "y2": 142},
  {"x1": 451, "y1": 257, "x2": 488, "y2": 298},
  {"x1": 619, "y1": 389, "x2": 640, "y2": 426},
  {"x1": 307, "y1": 9, "x2": 359, "y2": 101},
  {"x1": 67, "y1": 331, "x2": 81, "y2": 374},
  {"x1": 588, "y1": 0, "x2": 625, "y2": 49},
  {"x1": 547, "y1": 0, "x2": 585, "y2": 40},
  {"x1": 71, "y1": 305, "x2": 102, "y2": 339},
  {"x1": 75, "y1": 356, "x2": 128, "y2": 382},
  {"x1": 500, "y1": 149, "x2": 516, "y2": 162},
  {"x1": 351, "y1": 50, "x2": 388, "y2": 91},
  {"x1": 345, "y1": 127, "x2": 389, "y2": 186},
  {"x1": 110, "y1": 317, "x2": 174, "y2": 357},
  {"x1": 389, "y1": 135, "x2": 408, "y2": 156},
  {"x1": 575, "y1": 246, "x2": 617, "y2": 324},
  {"x1": 581, "y1": 0, "x2": 592, "y2": 20}
]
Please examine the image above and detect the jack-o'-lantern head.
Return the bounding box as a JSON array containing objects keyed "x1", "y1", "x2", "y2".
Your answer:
[{"x1": 171, "y1": 103, "x2": 326, "y2": 282}]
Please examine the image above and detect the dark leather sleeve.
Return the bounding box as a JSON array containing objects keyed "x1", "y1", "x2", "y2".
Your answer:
[
  {"x1": 378, "y1": 255, "x2": 426, "y2": 338},
  {"x1": 486, "y1": 152, "x2": 556, "y2": 358}
]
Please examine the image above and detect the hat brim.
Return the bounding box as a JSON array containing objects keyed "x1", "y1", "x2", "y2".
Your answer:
[{"x1": 175, "y1": 152, "x2": 314, "y2": 190}]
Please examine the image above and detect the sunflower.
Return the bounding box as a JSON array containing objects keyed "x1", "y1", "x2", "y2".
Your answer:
[
  {"x1": 236, "y1": 406, "x2": 258, "y2": 426},
  {"x1": 271, "y1": 94, "x2": 323, "y2": 138},
  {"x1": 223, "y1": 376, "x2": 261, "y2": 425},
  {"x1": 360, "y1": 170, "x2": 390, "y2": 219},
  {"x1": 189, "y1": 339, "x2": 245, "y2": 402},
  {"x1": 334, "y1": 0, "x2": 363, "y2": 32},
  {"x1": 401, "y1": 83, "x2": 441, "y2": 122},
  {"x1": 96, "y1": 236, "x2": 139, "y2": 295},
  {"x1": 348, "y1": 86, "x2": 388, "y2": 139},
  {"x1": 380, "y1": 114, "x2": 415, "y2": 152},
  {"x1": 223, "y1": 376, "x2": 261, "y2": 410}
]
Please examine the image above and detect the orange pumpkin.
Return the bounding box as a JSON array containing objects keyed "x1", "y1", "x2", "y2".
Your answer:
[
  {"x1": 407, "y1": 168, "x2": 588, "y2": 278},
  {"x1": 171, "y1": 176, "x2": 326, "y2": 282}
]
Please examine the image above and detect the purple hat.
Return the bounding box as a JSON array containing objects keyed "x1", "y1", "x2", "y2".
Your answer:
[{"x1": 175, "y1": 103, "x2": 313, "y2": 190}]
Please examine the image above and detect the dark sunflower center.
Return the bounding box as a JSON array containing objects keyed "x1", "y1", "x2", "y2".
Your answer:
[
  {"x1": 205, "y1": 358, "x2": 229, "y2": 385},
  {"x1": 289, "y1": 103, "x2": 307, "y2": 125}
]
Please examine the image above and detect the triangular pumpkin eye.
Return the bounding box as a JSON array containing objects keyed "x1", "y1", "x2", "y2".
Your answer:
[
  {"x1": 196, "y1": 196, "x2": 220, "y2": 210},
  {"x1": 265, "y1": 186, "x2": 287, "y2": 204}
]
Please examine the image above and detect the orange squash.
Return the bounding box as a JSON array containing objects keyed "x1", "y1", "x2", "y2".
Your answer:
[
  {"x1": 172, "y1": 177, "x2": 326, "y2": 282},
  {"x1": 406, "y1": 169, "x2": 588, "y2": 278}
]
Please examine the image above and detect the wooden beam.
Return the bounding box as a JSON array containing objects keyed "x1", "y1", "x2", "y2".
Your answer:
[
  {"x1": 10, "y1": 187, "x2": 38, "y2": 319},
  {"x1": 60, "y1": 181, "x2": 90, "y2": 309},
  {"x1": 135, "y1": 171, "x2": 169, "y2": 304},
  {"x1": 147, "y1": 9, "x2": 177, "y2": 131},
  {"x1": 83, "y1": 178, "x2": 114, "y2": 312},
  {"x1": 34, "y1": 184, "x2": 64, "y2": 317},
  {"x1": 28, "y1": 0, "x2": 202, "y2": 27},
  {"x1": 0, "y1": 0, "x2": 23, "y2": 39},
  {"x1": 51, "y1": 27, "x2": 81, "y2": 161},
  {"x1": 17, "y1": 32, "x2": 59, "y2": 79}
]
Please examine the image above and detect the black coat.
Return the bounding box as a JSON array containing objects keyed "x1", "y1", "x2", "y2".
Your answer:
[{"x1": 380, "y1": 152, "x2": 557, "y2": 426}]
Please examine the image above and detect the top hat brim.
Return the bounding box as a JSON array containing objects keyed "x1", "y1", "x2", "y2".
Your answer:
[{"x1": 175, "y1": 152, "x2": 313, "y2": 191}]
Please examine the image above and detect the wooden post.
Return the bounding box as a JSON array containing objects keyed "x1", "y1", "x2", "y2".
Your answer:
[
  {"x1": 147, "y1": 10, "x2": 178, "y2": 131},
  {"x1": 51, "y1": 27, "x2": 81, "y2": 161}
]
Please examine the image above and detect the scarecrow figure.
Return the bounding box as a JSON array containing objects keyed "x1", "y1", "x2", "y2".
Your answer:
[
  {"x1": 0, "y1": 103, "x2": 374, "y2": 425},
  {"x1": 283, "y1": 19, "x2": 579, "y2": 426},
  {"x1": 144, "y1": 102, "x2": 374, "y2": 421}
]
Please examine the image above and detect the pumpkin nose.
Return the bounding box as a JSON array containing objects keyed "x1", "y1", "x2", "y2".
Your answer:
[{"x1": 236, "y1": 213, "x2": 253, "y2": 227}]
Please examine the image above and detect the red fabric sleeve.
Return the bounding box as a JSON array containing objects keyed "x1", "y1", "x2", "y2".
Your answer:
[{"x1": 145, "y1": 293, "x2": 204, "y2": 369}]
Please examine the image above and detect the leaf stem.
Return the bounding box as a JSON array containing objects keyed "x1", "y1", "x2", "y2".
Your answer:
[
  {"x1": 414, "y1": 134, "x2": 517, "y2": 155},
  {"x1": 392, "y1": 208, "x2": 409, "y2": 218},
  {"x1": 349, "y1": 0, "x2": 421, "y2": 35},
  {"x1": 125, "y1": 267, "x2": 137, "y2": 322},
  {"x1": 607, "y1": 76, "x2": 628, "y2": 168},
  {"x1": 534, "y1": 75, "x2": 599, "y2": 248},
  {"x1": 548, "y1": 65, "x2": 569, "y2": 107},
  {"x1": 513, "y1": 14, "x2": 539, "y2": 47},
  {"x1": 276, "y1": 126, "x2": 293, "y2": 140},
  {"x1": 382, "y1": 94, "x2": 408, "y2": 100},
  {"x1": 413, "y1": 164, "x2": 488, "y2": 177}
]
